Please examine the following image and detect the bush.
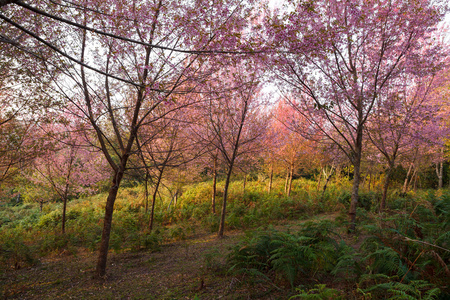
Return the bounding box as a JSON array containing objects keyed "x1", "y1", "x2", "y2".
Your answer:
[
  {"x1": 228, "y1": 221, "x2": 343, "y2": 288},
  {"x1": 37, "y1": 211, "x2": 62, "y2": 228}
]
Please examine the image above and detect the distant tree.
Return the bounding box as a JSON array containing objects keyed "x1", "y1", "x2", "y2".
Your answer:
[
  {"x1": 271, "y1": 99, "x2": 321, "y2": 196},
  {"x1": 193, "y1": 62, "x2": 266, "y2": 237},
  {"x1": 266, "y1": 0, "x2": 447, "y2": 230},
  {"x1": 367, "y1": 70, "x2": 448, "y2": 210},
  {"x1": 0, "y1": 119, "x2": 44, "y2": 184},
  {"x1": 28, "y1": 117, "x2": 108, "y2": 234},
  {"x1": 136, "y1": 104, "x2": 200, "y2": 231}
]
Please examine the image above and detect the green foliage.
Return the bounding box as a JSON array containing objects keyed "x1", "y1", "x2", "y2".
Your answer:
[
  {"x1": 0, "y1": 228, "x2": 37, "y2": 270},
  {"x1": 338, "y1": 190, "x2": 380, "y2": 212},
  {"x1": 362, "y1": 244, "x2": 410, "y2": 280},
  {"x1": 228, "y1": 221, "x2": 343, "y2": 288},
  {"x1": 362, "y1": 278, "x2": 441, "y2": 300},
  {"x1": 37, "y1": 210, "x2": 62, "y2": 228},
  {"x1": 331, "y1": 242, "x2": 362, "y2": 281},
  {"x1": 1, "y1": 177, "x2": 449, "y2": 299},
  {"x1": 289, "y1": 284, "x2": 343, "y2": 299},
  {"x1": 203, "y1": 247, "x2": 225, "y2": 272}
]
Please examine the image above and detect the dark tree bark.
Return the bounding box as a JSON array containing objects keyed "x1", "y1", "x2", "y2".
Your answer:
[
  {"x1": 348, "y1": 125, "x2": 363, "y2": 232},
  {"x1": 96, "y1": 164, "x2": 126, "y2": 277},
  {"x1": 321, "y1": 166, "x2": 334, "y2": 197},
  {"x1": 211, "y1": 154, "x2": 217, "y2": 214},
  {"x1": 380, "y1": 163, "x2": 394, "y2": 211},
  {"x1": 149, "y1": 166, "x2": 165, "y2": 232},
  {"x1": 268, "y1": 164, "x2": 273, "y2": 193}
]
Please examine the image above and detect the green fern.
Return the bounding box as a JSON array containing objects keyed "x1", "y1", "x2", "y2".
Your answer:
[
  {"x1": 289, "y1": 284, "x2": 343, "y2": 299},
  {"x1": 228, "y1": 224, "x2": 341, "y2": 288},
  {"x1": 363, "y1": 279, "x2": 441, "y2": 300},
  {"x1": 331, "y1": 241, "x2": 362, "y2": 280},
  {"x1": 269, "y1": 233, "x2": 316, "y2": 287},
  {"x1": 362, "y1": 245, "x2": 410, "y2": 280}
]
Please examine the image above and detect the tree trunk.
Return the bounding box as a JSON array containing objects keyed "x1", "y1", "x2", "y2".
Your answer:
[
  {"x1": 95, "y1": 167, "x2": 125, "y2": 278},
  {"x1": 349, "y1": 162, "x2": 361, "y2": 232},
  {"x1": 243, "y1": 174, "x2": 247, "y2": 193},
  {"x1": 268, "y1": 165, "x2": 273, "y2": 193},
  {"x1": 62, "y1": 196, "x2": 67, "y2": 234},
  {"x1": 218, "y1": 165, "x2": 233, "y2": 238},
  {"x1": 284, "y1": 167, "x2": 290, "y2": 194},
  {"x1": 348, "y1": 126, "x2": 363, "y2": 232},
  {"x1": 380, "y1": 165, "x2": 393, "y2": 212},
  {"x1": 316, "y1": 169, "x2": 322, "y2": 192},
  {"x1": 212, "y1": 155, "x2": 217, "y2": 214},
  {"x1": 402, "y1": 164, "x2": 413, "y2": 193},
  {"x1": 321, "y1": 166, "x2": 334, "y2": 198},
  {"x1": 287, "y1": 160, "x2": 294, "y2": 196},
  {"x1": 149, "y1": 167, "x2": 164, "y2": 232},
  {"x1": 436, "y1": 160, "x2": 443, "y2": 189},
  {"x1": 144, "y1": 171, "x2": 149, "y2": 213},
  {"x1": 413, "y1": 169, "x2": 418, "y2": 190}
]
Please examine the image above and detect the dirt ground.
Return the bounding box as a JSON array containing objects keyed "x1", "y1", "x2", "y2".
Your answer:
[{"x1": 1, "y1": 215, "x2": 344, "y2": 299}]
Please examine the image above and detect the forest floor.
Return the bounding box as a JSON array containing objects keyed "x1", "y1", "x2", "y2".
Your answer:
[{"x1": 1, "y1": 214, "x2": 347, "y2": 300}]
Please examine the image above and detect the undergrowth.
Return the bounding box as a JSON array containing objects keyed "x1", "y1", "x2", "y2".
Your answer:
[{"x1": 1, "y1": 178, "x2": 449, "y2": 300}]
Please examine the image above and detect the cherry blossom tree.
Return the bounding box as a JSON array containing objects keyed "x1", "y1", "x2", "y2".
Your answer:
[
  {"x1": 265, "y1": 0, "x2": 448, "y2": 230},
  {"x1": 271, "y1": 99, "x2": 322, "y2": 195},
  {"x1": 191, "y1": 61, "x2": 266, "y2": 237},
  {"x1": 136, "y1": 102, "x2": 201, "y2": 231},
  {"x1": 0, "y1": 119, "x2": 43, "y2": 184},
  {"x1": 367, "y1": 70, "x2": 449, "y2": 210},
  {"x1": 29, "y1": 0, "x2": 257, "y2": 278},
  {"x1": 29, "y1": 117, "x2": 108, "y2": 234},
  {"x1": 2, "y1": 0, "x2": 261, "y2": 277}
]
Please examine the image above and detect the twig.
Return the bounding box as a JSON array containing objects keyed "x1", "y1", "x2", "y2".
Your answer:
[{"x1": 402, "y1": 237, "x2": 450, "y2": 253}]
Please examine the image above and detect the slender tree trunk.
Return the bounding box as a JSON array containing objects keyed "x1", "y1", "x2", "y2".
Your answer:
[
  {"x1": 414, "y1": 169, "x2": 418, "y2": 190},
  {"x1": 243, "y1": 174, "x2": 247, "y2": 193},
  {"x1": 212, "y1": 155, "x2": 217, "y2": 214},
  {"x1": 402, "y1": 164, "x2": 413, "y2": 193},
  {"x1": 144, "y1": 171, "x2": 149, "y2": 213},
  {"x1": 284, "y1": 167, "x2": 290, "y2": 194},
  {"x1": 96, "y1": 166, "x2": 125, "y2": 277},
  {"x1": 435, "y1": 154, "x2": 443, "y2": 189},
  {"x1": 321, "y1": 166, "x2": 334, "y2": 197},
  {"x1": 380, "y1": 164, "x2": 394, "y2": 212},
  {"x1": 61, "y1": 154, "x2": 74, "y2": 235},
  {"x1": 439, "y1": 147, "x2": 444, "y2": 189},
  {"x1": 287, "y1": 160, "x2": 294, "y2": 196},
  {"x1": 150, "y1": 167, "x2": 164, "y2": 232},
  {"x1": 268, "y1": 164, "x2": 273, "y2": 193},
  {"x1": 316, "y1": 168, "x2": 322, "y2": 192},
  {"x1": 62, "y1": 195, "x2": 67, "y2": 234},
  {"x1": 408, "y1": 167, "x2": 417, "y2": 189},
  {"x1": 348, "y1": 126, "x2": 363, "y2": 232},
  {"x1": 349, "y1": 162, "x2": 361, "y2": 232},
  {"x1": 218, "y1": 165, "x2": 233, "y2": 238}
]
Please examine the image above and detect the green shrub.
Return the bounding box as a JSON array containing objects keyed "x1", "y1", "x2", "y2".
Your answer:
[
  {"x1": 37, "y1": 211, "x2": 62, "y2": 228},
  {"x1": 228, "y1": 221, "x2": 342, "y2": 288},
  {"x1": 361, "y1": 277, "x2": 441, "y2": 300},
  {"x1": 0, "y1": 228, "x2": 37, "y2": 270},
  {"x1": 289, "y1": 284, "x2": 344, "y2": 299}
]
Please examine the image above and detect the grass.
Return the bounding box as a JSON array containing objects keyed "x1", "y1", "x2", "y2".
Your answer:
[{"x1": 1, "y1": 177, "x2": 449, "y2": 299}]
